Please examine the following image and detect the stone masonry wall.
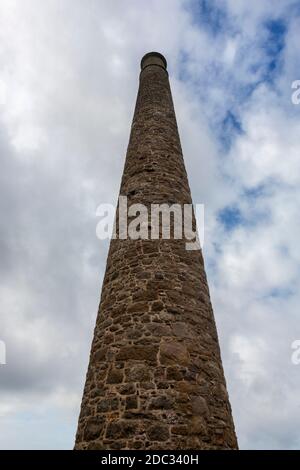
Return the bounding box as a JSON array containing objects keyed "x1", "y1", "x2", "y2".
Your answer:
[{"x1": 74, "y1": 53, "x2": 238, "y2": 450}]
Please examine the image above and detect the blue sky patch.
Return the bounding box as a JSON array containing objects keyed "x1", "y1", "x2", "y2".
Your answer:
[
  {"x1": 187, "y1": 0, "x2": 232, "y2": 36},
  {"x1": 218, "y1": 205, "x2": 243, "y2": 231},
  {"x1": 243, "y1": 184, "x2": 268, "y2": 200},
  {"x1": 219, "y1": 110, "x2": 244, "y2": 150},
  {"x1": 261, "y1": 18, "x2": 287, "y2": 81},
  {"x1": 267, "y1": 286, "x2": 294, "y2": 299}
]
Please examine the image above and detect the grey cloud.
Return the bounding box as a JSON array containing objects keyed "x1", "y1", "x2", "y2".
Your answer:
[{"x1": 0, "y1": 0, "x2": 300, "y2": 449}]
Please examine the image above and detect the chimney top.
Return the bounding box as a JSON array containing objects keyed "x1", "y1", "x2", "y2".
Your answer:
[{"x1": 140, "y1": 52, "x2": 167, "y2": 71}]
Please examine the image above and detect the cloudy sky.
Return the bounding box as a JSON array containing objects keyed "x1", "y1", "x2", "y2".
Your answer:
[{"x1": 0, "y1": 0, "x2": 300, "y2": 449}]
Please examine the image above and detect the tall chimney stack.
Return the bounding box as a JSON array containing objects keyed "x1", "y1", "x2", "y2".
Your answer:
[{"x1": 74, "y1": 52, "x2": 238, "y2": 450}]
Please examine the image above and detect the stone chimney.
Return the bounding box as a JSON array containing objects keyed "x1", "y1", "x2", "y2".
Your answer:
[{"x1": 74, "y1": 52, "x2": 238, "y2": 450}]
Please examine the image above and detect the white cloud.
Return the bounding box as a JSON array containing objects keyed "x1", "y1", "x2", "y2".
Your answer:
[{"x1": 0, "y1": 0, "x2": 299, "y2": 449}]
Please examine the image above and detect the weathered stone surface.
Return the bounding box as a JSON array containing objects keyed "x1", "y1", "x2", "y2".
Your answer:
[
  {"x1": 74, "y1": 52, "x2": 238, "y2": 450},
  {"x1": 149, "y1": 395, "x2": 174, "y2": 410},
  {"x1": 166, "y1": 366, "x2": 183, "y2": 381},
  {"x1": 191, "y1": 396, "x2": 209, "y2": 418},
  {"x1": 116, "y1": 345, "x2": 158, "y2": 362},
  {"x1": 126, "y1": 365, "x2": 151, "y2": 382},
  {"x1": 126, "y1": 396, "x2": 138, "y2": 410},
  {"x1": 119, "y1": 383, "x2": 136, "y2": 395},
  {"x1": 97, "y1": 397, "x2": 118, "y2": 413},
  {"x1": 159, "y1": 340, "x2": 190, "y2": 366},
  {"x1": 189, "y1": 417, "x2": 207, "y2": 435},
  {"x1": 151, "y1": 301, "x2": 164, "y2": 311},
  {"x1": 147, "y1": 323, "x2": 171, "y2": 336},
  {"x1": 83, "y1": 417, "x2": 105, "y2": 441},
  {"x1": 106, "y1": 368, "x2": 123, "y2": 384},
  {"x1": 106, "y1": 421, "x2": 136, "y2": 439},
  {"x1": 146, "y1": 424, "x2": 170, "y2": 441},
  {"x1": 171, "y1": 425, "x2": 188, "y2": 436}
]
